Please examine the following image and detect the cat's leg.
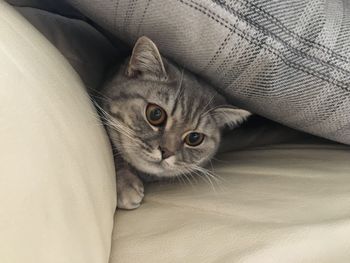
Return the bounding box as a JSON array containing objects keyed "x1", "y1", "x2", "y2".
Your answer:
[{"x1": 116, "y1": 161, "x2": 144, "y2": 210}]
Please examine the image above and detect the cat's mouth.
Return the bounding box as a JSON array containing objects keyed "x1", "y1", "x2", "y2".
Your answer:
[
  {"x1": 119, "y1": 144, "x2": 181, "y2": 176},
  {"x1": 133, "y1": 151, "x2": 181, "y2": 176}
]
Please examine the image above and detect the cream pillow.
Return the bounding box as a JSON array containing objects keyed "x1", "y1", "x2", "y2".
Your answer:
[{"x1": 0, "y1": 2, "x2": 116, "y2": 263}]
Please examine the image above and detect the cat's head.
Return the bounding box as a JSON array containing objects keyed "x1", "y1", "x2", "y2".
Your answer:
[{"x1": 102, "y1": 36, "x2": 250, "y2": 177}]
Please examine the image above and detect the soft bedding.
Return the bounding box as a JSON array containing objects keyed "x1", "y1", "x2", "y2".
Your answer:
[
  {"x1": 2, "y1": 1, "x2": 350, "y2": 263},
  {"x1": 110, "y1": 139, "x2": 350, "y2": 263}
]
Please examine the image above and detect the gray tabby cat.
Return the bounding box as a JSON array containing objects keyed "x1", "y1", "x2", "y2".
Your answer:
[{"x1": 100, "y1": 36, "x2": 250, "y2": 209}]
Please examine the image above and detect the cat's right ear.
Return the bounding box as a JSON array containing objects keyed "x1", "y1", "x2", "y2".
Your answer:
[
  {"x1": 212, "y1": 106, "x2": 251, "y2": 129},
  {"x1": 126, "y1": 36, "x2": 168, "y2": 80}
]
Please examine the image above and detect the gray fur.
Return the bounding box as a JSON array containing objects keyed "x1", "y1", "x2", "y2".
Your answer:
[{"x1": 100, "y1": 36, "x2": 250, "y2": 209}]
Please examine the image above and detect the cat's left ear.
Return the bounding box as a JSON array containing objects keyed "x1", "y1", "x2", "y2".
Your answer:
[
  {"x1": 126, "y1": 36, "x2": 167, "y2": 80},
  {"x1": 212, "y1": 106, "x2": 251, "y2": 129}
]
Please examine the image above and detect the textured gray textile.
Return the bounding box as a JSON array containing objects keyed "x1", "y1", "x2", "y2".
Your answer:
[{"x1": 68, "y1": 0, "x2": 350, "y2": 144}]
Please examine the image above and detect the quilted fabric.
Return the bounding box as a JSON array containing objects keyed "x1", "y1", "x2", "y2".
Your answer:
[{"x1": 67, "y1": 0, "x2": 350, "y2": 144}]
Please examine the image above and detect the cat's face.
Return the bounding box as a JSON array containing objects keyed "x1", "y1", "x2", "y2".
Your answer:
[{"x1": 101, "y1": 37, "x2": 250, "y2": 177}]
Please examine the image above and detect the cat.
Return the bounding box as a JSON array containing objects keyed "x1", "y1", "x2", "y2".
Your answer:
[{"x1": 100, "y1": 36, "x2": 251, "y2": 209}]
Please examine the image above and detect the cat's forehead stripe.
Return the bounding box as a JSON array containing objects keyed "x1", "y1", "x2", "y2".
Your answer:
[
  {"x1": 111, "y1": 92, "x2": 147, "y2": 103},
  {"x1": 166, "y1": 94, "x2": 213, "y2": 133}
]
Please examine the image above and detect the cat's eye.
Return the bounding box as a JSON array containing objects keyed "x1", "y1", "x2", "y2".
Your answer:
[
  {"x1": 146, "y1": 103, "x2": 167, "y2": 126},
  {"x1": 184, "y1": 132, "x2": 204, "y2": 147}
]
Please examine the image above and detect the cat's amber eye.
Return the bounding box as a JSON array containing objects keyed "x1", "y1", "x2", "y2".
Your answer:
[
  {"x1": 184, "y1": 132, "x2": 204, "y2": 147},
  {"x1": 146, "y1": 103, "x2": 167, "y2": 126}
]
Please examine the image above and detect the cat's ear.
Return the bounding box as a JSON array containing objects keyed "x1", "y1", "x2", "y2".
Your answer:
[
  {"x1": 212, "y1": 106, "x2": 251, "y2": 129},
  {"x1": 126, "y1": 36, "x2": 167, "y2": 80}
]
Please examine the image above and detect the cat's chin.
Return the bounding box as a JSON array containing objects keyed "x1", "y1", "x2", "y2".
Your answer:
[
  {"x1": 121, "y1": 150, "x2": 178, "y2": 177},
  {"x1": 126, "y1": 157, "x2": 180, "y2": 177},
  {"x1": 135, "y1": 161, "x2": 180, "y2": 177}
]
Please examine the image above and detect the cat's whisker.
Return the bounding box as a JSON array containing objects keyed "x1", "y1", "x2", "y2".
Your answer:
[
  {"x1": 181, "y1": 172, "x2": 194, "y2": 187},
  {"x1": 191, "y1": 168, "x2": 216, "y2": 191},
  {"x1": 90, "y1": 94, "x2": 111, "y2": 104},
  {"x1": 179, "y1": 175, "x2": 188, "y2": 186},
  {"x1": 180, "y1": 164, "x2": 216, "y2": 191},
  {"x1": 200, "y1": 94, "x2": 216, "y2": 116},
  {"x1": 174, "y1": 175, "x2": 181, "y2": 185},
  {"x1": 201, "y1": 172, "x2": 216, "y2": 192},
  {"x1": 179, "y1": 174, "x2": 188, "y2": 186},
  {"x1": 106, "y1": 126, "x2": 135, "y2": 142},
  {"x1": 198, "y1": 165, "x2": 227, "y2": 192},
  {"x1": 181, "y1": 167, "x2": 199, "y2": 186},
  {"x1": 108, "y1": 122, "x2": 135, "y2": 140},
  {"x1": 197, "y1": 166, "x2": 221, "y2": 184},
  {"x1": 94, "y1": 101, "x2": 136, "y2": 139},
  {"x1": 110, "y1": 137, "x2": 140, "y2": 151},
  {"x1": 89, "y1": 90, "x2": 112, "y2": 103},
  {"x1": 207, "y1": 159, "x2": 225, "y2": 183},
  {"x1": 177, "y1": 174, "x2": 187, "y2": 186},
  {"x1": 189, "y1": 164, "x2": 223, "y2": 192},
  {"x1": 186, "y1": 170, "x2": 199, "y2": 184},
  {"x1": 100, "y1": 115, "x2": 136, "y2": 141}
]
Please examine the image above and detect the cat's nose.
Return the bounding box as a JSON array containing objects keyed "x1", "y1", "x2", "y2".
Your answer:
[{"x1": 159, "y1": 146, "x2": 174, "y2": 159}]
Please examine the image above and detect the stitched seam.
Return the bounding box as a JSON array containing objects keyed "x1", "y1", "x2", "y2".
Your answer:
[
  {"x1": 211, "y1": 0, "x2": 350, "y2": 77},
  {"x1": 136, "y1": 0, "x2": 151, "y2": 36},
  {"x1": 234, "y1": 0, "x2": 350, "y2": 63},
  {"x1": 200, "y1": 31, "x2": 233, "y2": 73},
  {"x1": 178, "y1": 0, "x2": 350, "y2": 92},
  {"x1": 221, "y1": 40, "x2": 266, "y2": 83},
  {"x1": 123, "y1": 0, "x2": 138, "y2": 35},
  {"x1": 113, "y1": 0, "x2": 119, "y2": 31}
]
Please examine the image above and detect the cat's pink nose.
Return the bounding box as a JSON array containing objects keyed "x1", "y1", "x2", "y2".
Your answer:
[{"x1": 159, "y1": 147, "x2": 174, "y2": 159}]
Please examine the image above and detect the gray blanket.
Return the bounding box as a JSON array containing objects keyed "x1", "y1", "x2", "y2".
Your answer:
[{"x1": 56, "y1": 1, "x2": 350, "y2": 145}]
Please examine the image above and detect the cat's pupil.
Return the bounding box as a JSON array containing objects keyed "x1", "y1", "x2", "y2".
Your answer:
[
  {"x1": 146, "y1": 104, "x2": 166, "y2": 126},
  {"x1": 185, "y1": 132, "x2": 204, "y2": 146},
  {"x1": 150, "y1": 108, "x2": 162, "y2": 121},
  {"x1": 189, "y1": 132, "x2": 200, "y2": 143}
]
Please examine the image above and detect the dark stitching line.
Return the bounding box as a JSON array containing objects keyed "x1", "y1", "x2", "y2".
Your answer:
[
  {"x1": 210, "y1": 0, "x2": 350, "y2": 77},
  {"x1": 123, "y1": 0, "x2": 137, "y2": 36},
  {"x1": 192, "y1": 0, "x2": 350, "y2": 82},
  {"x1": 114, "y1": 0, "x2": 119, "y2": 31},
  {"x1": 212, "y1": 30, "x2": 267, "y2": 83},
  {"x1": 214, "y1": 43, "x2": 235, "y2": 76},
  {"x1": 233, "y1": 0, "x2": 350, "y2": 63},
  {"x1": 178, "y1": 0, "x2": 350, "y2": 92},
  {"x1": 136, "y1": 0, "x2": 151, "y2": 36},
  {"x1": 200, "y1": 31, "x2": 233, "y2": 73},
  {"x1": 221, "y1": 36, "x2": 267, "y2": 85},
  {"x1": 189, "y1": 0, "x2": 350, "y2": 90}
]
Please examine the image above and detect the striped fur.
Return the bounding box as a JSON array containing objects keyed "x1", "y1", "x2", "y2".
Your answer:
[{"x1": 101, "y1": 37, "x2": 250, "y2": 178}]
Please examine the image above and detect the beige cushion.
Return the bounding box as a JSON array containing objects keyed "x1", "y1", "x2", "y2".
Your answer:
[
  {"x1": 0, "y1": 2, "x2": 116, "y2": 263},
  {"x1": 110, "y1": 140, "x2": 350, "y2": 263}
]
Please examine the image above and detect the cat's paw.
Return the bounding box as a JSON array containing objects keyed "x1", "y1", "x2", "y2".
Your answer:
[{"x1": 117, "y1": 169, "x2": 144, "y2": 210}]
